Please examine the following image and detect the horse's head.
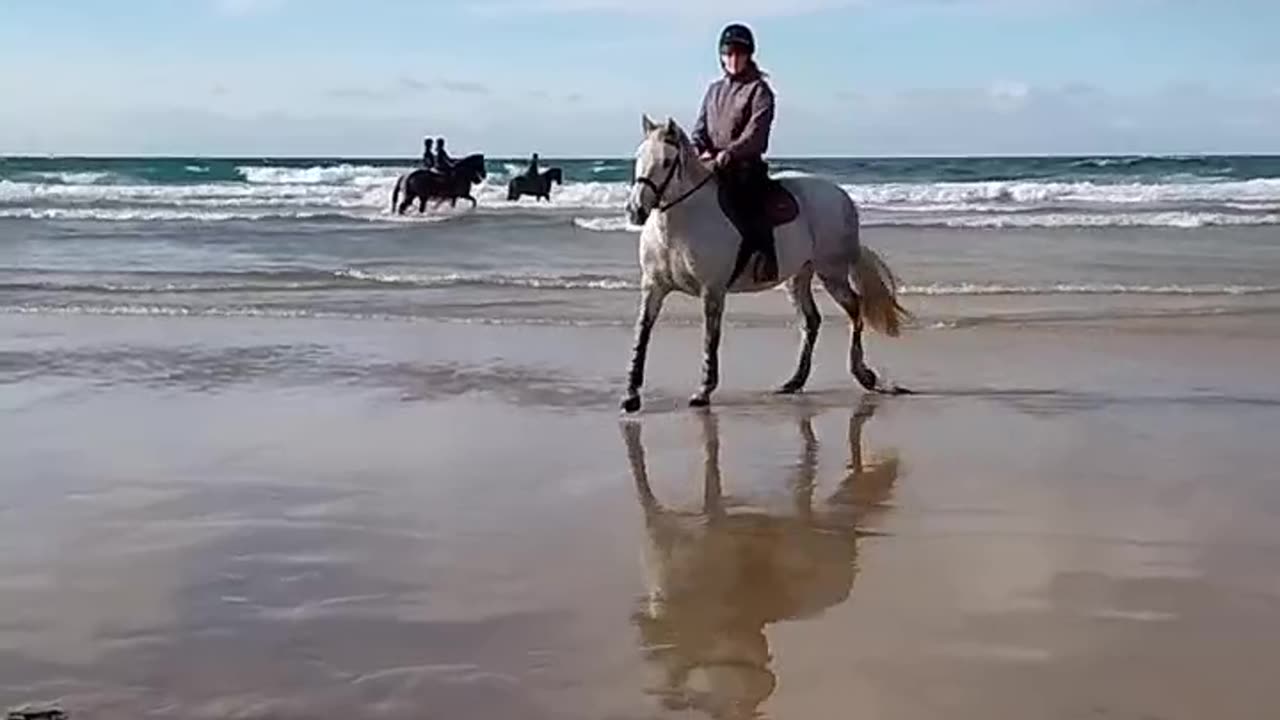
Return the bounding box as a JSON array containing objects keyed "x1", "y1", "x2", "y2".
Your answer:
[
  {"x1": 457, "y1": 153, "x2": 487, "y2": 184},
  {"x1": 626, "y1": 115, "x2": 698, "y2": 226},
  {"x1": 547, "y1": 167, "x2": 563, "y2": 185}
]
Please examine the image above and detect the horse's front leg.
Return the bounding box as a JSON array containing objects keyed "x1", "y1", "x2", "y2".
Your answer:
[
  {"x1": 621, "y1": 283, "x2": 669, "y2": 413},
  {"x1": 690, "y1": 291, "x2": 725, "y2": 408}
]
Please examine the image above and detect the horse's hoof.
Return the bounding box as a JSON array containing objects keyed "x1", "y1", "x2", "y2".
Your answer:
[
  {"x1": 854, "y1": 368, "x2": 879, "y2": 392},
  {"x1": 688, "y1": 395, "x2": 711, "y2": 408},
  {"x1": 621, "y1": 395, "x2": 642, "y2": 413},
  {"x1": 776, "y1": 382, "x2": 804, "y2": 395},
  {"x1": 886, "y1": 384, "x2": 914, "y2": 396}
]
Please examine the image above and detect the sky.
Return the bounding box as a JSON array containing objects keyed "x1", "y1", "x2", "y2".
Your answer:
[{"x1": 1, "y1": 0, "x2": 1278, "y2": 157}]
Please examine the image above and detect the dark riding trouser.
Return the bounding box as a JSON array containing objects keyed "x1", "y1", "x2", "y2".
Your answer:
[{"x1": 719, "y1": 159, "x2": 778, "y2": 286}]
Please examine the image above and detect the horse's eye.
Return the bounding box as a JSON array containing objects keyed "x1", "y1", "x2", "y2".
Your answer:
[{"x1": 661, "y1": 158, "x2": 673, "y2": 168}]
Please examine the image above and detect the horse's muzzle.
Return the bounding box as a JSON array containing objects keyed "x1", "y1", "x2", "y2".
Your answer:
[{"x1": 626, "y1": 202, "x2": 649, "y2": 227}]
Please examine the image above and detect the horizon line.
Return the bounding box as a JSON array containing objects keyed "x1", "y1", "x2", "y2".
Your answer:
[{"x1": 5, "y1": 151, "x2": 1280, "y2": 161}]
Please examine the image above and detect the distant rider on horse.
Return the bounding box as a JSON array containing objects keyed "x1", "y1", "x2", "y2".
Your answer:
[
  {"x1": 434, "y1": 138, "x2": 453, "y2": 174},
  {"x1": 421, "y1": 137, "x2": 436, "y2": 170},
  {"x1": 692, "y1": 23, "x2": 778, "y2": 283}
]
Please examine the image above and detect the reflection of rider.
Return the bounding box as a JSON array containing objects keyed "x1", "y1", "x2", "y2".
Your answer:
[
  {"x1": 421, "y1": 137, "x2": 436, "y2": 170},
  {"x1": 524, "y1": 152, "x2": 540, "y2": 179},
  {"x1": 434, "y1": 138, "x2": 452, "y2": 174},
  {"x1": 692, "y1": 23, "x2": 778, "y2": 284}
]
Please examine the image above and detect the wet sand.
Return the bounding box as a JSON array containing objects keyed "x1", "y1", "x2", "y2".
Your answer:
[{"x1": 3, "y1": 313, "x2": 1280, "y2": 719}]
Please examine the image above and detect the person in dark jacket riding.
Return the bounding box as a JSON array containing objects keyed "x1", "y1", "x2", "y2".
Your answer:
[
  {"x1": 434, "y1": 138, "x2": 452, "y2": 174},
  {"x1": 692, "y1": 23, "x2": 778, "y2": 284},
  {"x1": 422, "y1": 137, "x2": 436, "y2": 170},
  {"x1": 524, "y1": 152, "x2": 540, "y2": 179}
]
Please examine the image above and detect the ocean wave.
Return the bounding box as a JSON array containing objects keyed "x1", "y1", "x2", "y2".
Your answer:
[
  {"x1": 0, "y1": 303, "x2": 374, "y2": 321},
  {"x1": 0, "y1": 207, "x2": 378, "y2": 222},
  {"x1": 20, "y1": 171, "x2": 123, "y2": 185},
  {"x1": 7, "y1": 161, "x2": 1280, "y2": 229},
  {"x1": 574, "y1": 209, "x2": 1280, "y2": 230},
  {"x1": 901, "y1": 283, "x2": 1280, "y2": 297},
  {"x1": 237, "y1": 164, "x2": 405, "y2": 186},
  {"x1": 0, "y1": 179, "x2": 378, "y2": 204},
  {"x1": 336, "y1": 269, "x2": 637, "y2": 290},
  {"x1": 0, "y1": 303, "x2": 647, "y2": 327},
  {"x1": 10, "y1": 267, "x2": 1274, "y2": 299},
  {"x1": 1068, "y1": 157, "x2": 1148, "y2": 169},
  {"x1": 7, "y1": 204, "x2": 1278, "y2": 229},
  {"x1": 1, "y1": 268, "x2": 639, "y2": 294},
  {"x1": 0, "y1": 270, "x2": 358, "y2": 294},
  {"x1": 843, "y1": 178, "x2": 1280, "y2": 206},
  {"x1": 573, "y1": 216, "x2": 641, "y2": 232},
  {"x1": 870, "y1": 211, "x2": 1280, "y2": 229}
]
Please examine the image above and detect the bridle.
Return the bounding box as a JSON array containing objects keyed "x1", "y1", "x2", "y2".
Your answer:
[{"x1": 634, "y1": 137, "x2": 715, "y2": 214}]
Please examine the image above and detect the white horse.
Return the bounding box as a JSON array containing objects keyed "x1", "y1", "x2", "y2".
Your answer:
[{"x1": 620, "y1": 115, "x2": 911, "y2": 413}]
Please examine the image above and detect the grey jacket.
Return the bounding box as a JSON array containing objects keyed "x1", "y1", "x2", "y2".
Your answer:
[{"x1": 692, "y1": 66, "x2": 775, "y2": 165}]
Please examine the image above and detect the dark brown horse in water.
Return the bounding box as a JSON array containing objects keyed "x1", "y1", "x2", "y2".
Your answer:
[
  {"x1": 506, "y1": 167, "x2": 563, "y2": 202},
  {"x1": 391, "y1": 153, "x2": 487, "y2": 214}
]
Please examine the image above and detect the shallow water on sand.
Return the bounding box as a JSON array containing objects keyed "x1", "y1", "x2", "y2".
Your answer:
[{"x1": 3, "y1": 313, "x2": 1280, "y2": 719}]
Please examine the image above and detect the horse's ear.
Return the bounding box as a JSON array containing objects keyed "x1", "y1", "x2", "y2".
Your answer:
[
  {"x1": 664, "y1": 117, "x2": 677, "y2": 137},
  {"x1": 642, "y1": 114, "x2": 658, "y2": 134}
]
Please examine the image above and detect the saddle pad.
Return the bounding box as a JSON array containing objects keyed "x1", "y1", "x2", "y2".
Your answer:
[{"x1": 763, "y1": 180, "x2": 799, "y2": 227}]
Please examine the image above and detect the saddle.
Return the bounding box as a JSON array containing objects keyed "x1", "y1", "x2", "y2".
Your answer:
[{"x1": 717, "y1": 177, "x2": 799, "y2": 232}]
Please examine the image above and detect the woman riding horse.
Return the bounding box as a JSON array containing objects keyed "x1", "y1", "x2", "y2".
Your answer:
[{"x1": 693, "y1": 23, "x2": 778, "y2": 285}]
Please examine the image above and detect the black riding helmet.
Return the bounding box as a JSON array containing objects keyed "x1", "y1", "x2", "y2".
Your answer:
[{"x1": 719, "y1": 23, "x2": 755, "y2": 54}]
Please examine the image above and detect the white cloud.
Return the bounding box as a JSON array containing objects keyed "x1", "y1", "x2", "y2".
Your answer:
[{"x1": 792, "y1": 82, "x2": 1280, "y2": 155}]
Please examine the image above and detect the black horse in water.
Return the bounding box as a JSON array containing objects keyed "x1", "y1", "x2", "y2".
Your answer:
[
  {"x1": 506, "y1": 167, "x2": 563, "y2": 202},
  {"x1": 392, "y1": 153, "x2": 487, "y2": 214}
]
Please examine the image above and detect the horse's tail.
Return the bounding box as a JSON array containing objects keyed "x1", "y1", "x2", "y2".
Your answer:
[
  {"x1": 852, "y1": 245, "x2": 911, "y2": 337},
  {"x1": 391, "y1": 175, "x2": 402, "y2": 213}
]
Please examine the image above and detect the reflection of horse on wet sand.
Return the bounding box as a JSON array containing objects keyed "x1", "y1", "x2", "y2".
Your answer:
[{"x1": 621, "y1": 400, "x2": 900, "y2": 719}]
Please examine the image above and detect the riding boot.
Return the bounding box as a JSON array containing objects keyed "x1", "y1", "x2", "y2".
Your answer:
[
  {"x1": 754, "y1": 226, "x2": 778, "y2": 283},
  {"x1": 744, "y1": 161, "x2": 777, "y2": 283}
]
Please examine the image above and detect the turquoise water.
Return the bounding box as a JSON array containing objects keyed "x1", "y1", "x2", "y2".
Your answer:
[
  {"x1": 4, "y1": 154, "x2": 1280, "y2": 228},
  {"x1": 5, "y1": 154, "x2": 1280, "y2": 185}
]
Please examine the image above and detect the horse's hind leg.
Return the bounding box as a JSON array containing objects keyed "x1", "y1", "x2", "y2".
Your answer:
[
  {"x1": 779, "y1": 267, "x2": 821, "y2": 394},
  {"x1": 817, "y1": 273, "x2": 880, "y2": 392},
  {"x1": 398, "y1": 193, "x2": 414, "y2": 215}
]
